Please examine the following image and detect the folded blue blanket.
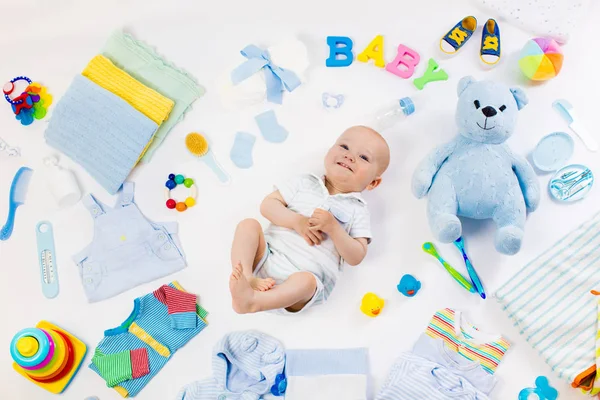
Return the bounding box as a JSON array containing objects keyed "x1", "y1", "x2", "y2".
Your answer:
[{"x1": 45, "y1": 75, "x2": 157, "y2": 194}]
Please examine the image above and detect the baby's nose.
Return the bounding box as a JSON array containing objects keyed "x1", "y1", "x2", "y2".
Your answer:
[{"x1": 481, "y1": 106, "x2": 497, "y2": 117}]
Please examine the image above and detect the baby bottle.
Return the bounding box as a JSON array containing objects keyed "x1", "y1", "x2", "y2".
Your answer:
[
  {"x1": 369, "y1": 95, "x2": 418, "y2": 132},
  {"x1": 42, "y1": 155, "x2": 82, "y2": 208}
]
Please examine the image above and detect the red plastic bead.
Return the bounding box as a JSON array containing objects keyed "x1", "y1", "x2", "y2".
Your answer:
[{"x1": 166, "y1": 199, "x2": 176, "y2": 209}]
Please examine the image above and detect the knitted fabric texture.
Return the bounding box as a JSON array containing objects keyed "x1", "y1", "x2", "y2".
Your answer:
[
  {"x1": 102, "y1": 31, "x2": 204, "y2": 163},
  {"x1": 411, "y1": 77, "x2": 539, "y2": 255},
  {"x1": 44, "y1": 75, "x2": 158, "y2": 194},
  {"x1": 82, "y1": 54, "x2": 174, "y2": 125}
]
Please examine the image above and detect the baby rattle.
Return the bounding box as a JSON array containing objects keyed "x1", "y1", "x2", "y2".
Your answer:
[
  {"x1": 3, "y1": 76, "x2": 52, "y2": 125},
  {"x1": 164, "y1": 174, "x2": 197, "y2": 212}
]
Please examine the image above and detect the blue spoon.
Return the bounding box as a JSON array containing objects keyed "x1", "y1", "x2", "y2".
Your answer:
[{"x1": 454, "y1": 237, "x2": 486, "y2": 299}]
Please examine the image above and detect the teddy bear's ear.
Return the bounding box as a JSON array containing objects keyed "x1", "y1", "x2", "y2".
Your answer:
[
  {"x1": 457, "y1": 76, "x2": 476, "y2": 96},
  {"x1": 510, "y1": 87, "x2": 528, "y2": 110}
]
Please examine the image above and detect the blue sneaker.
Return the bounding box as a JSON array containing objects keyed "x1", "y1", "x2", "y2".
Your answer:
[
  {"x1": 480, "y1": 19, "x2": 501, "y2": 65},
  {"x1": 440, "y1": 16, "x2": 477, "y2": 54}
]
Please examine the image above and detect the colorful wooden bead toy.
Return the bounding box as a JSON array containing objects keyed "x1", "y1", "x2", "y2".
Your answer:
[
  {"x1": 164, "y1": 173, "x2": 197, "y2": 212},
  {"x1": 3, "y1": 76, "x2": 53, "y2": 126},
  {"x1": 10, "y1": 321, "x2": 87, "y2": 394}
]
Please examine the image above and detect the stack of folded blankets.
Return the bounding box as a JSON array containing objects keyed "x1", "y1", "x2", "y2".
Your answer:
[{"x1": 45, "y1": 31, "x2": 204, "y2": 194}]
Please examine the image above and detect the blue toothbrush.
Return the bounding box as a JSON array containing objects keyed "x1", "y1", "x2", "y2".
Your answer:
[
  {"x1": 0, "y1": 167, "x2": 33, "y2": 241},
  {"x1": 454, "y1": 237, "x2": 486, "y2": 299}
]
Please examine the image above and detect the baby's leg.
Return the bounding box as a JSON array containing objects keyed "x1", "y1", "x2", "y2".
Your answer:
[
  {"x1": 230, "y1": 263, "x2": 317, "y2": 314},
  {"x1": 231, "y1": 218, "x2": 275, "y2": 291}
]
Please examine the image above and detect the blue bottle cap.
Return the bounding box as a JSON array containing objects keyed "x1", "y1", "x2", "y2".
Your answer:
[{"x1": 399, "y1": 97, "x2": 415, "y2": 116}]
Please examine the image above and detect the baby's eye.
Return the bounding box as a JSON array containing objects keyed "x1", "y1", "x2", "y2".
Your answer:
[
  {"x1": 499, "y1": 105, "x2": 506, "y2": 112},
  {"x1": 360, "y1": 155, "x2": 370, "y2": 162},
  {"x1": 340, "y1": 144, "x2": 349, "y2": 150},
  {"x1": 474, "y1": 100, "x2": 481, "y2": 109}
]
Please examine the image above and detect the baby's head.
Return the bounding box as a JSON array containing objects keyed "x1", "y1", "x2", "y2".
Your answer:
[{"x1": 324, "y1": 125, "x2": 390, "y2": 193}]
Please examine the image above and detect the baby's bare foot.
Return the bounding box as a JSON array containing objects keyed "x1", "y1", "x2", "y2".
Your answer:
[
  {"x1": 230, "y1": 262, "x2": 259, "y2": 314},
  {"x1": 249, "y1": 276, "x2": 275, "y2": 292}
]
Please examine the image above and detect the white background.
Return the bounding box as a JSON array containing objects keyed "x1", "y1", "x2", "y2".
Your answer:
[{"x1": 1, "y1": 0, "x2": 599, "y2": 399}]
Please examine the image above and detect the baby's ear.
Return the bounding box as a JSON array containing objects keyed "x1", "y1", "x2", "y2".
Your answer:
[
  {"x1": 510, "y1": 87, "x2": 528, "y2": 110},
  {"x1": 457, "y1": 76, "x2": 476, "y2": 96},
  {"x1": 367, "y1": 177, "x2": 382, "y2": 191}
]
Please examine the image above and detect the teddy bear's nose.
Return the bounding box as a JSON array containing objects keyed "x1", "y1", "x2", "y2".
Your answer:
[{"x1": 481, "y1": 106, "x2": 497, "y2": 117}]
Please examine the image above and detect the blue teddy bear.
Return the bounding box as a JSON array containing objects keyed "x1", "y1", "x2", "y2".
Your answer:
[{"x1": 412, "y1": 76, "x2": 540, "y2": 255}]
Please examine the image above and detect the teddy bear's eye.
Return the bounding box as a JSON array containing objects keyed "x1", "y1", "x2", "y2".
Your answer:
[
  {"x1": 499, "y1": 105, "x2": 507, "y2": 112},
  {"x1": 474, "y1": 100, "x2": 481, "y2": 109}
]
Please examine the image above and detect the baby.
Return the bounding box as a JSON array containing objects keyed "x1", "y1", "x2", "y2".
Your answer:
[{"x1": 229, "y1": 125, "x2": 390, "y2": 314}]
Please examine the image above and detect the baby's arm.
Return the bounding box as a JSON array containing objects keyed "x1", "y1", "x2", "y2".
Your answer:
[
  {"x1": 309, "y1": 209, "x2": 367, "y2": 266},
  {"x1": 261, "y1": 191, "x2": 323, "y2": 245},
  {"x1": 329, "y1": 227, "x2": 368, "y2": 266}
]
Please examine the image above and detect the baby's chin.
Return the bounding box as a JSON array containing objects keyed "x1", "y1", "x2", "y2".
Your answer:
[{"x1": 325, "y1": 169, "x2": 368, "y2": 192}]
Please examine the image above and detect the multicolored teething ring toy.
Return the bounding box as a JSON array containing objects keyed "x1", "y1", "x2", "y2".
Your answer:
[
  {"x1": 164, "y1": 173, "x2": 197, "y2": 212},
  {"x1": 3, "y1": 76, "x2": 53, "y2": 125},
  {"x1": 3, "y1": 76, "x2": 32, "y2": 105},
  {"x1": 10, "y1": 320, "x2": 87, "y2": 394}
]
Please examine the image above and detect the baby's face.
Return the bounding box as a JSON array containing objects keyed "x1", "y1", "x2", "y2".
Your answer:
[{"x1": 324, "y1": 126, "x2": 389, "y2": 192}]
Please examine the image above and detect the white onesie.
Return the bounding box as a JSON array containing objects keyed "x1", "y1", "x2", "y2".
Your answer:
[{"x1": 254, "y1": 174, "x2": 372, "y2": 313}]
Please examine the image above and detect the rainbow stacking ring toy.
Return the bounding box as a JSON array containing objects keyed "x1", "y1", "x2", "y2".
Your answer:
[
  {"x1": 164, "y1": 173, "x2": 197, "y2": 212},
  {"x1": 10, "y1": 321, "x2": 87, "y2": 394}
]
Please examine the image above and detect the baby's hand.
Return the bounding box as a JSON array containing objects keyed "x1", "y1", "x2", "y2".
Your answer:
[
  {"x1": 294, "y1": 215, "x2": 323, "y2": 246},
  {"x1": 309, "y1": 208, "x2": 337, "y2": 235}
]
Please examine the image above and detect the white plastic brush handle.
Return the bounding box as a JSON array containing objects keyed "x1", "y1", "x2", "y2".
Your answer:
[
  {"x1": 570, "y1": 121, "x2": 599, "y2": 152},
  {"x1": 202, "y1": 150, "x2": 230, "y2": 184}
]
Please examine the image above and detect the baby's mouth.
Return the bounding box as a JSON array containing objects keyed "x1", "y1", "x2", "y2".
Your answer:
[{"x1": 337, "y1": 162, "x2": 353, "y2": 172}]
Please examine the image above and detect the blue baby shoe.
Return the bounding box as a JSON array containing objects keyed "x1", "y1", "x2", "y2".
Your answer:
[
  {"x1": 480, "y1": 18, "x2": 501, "y2": 66},
  {"x1": 440, "y1": 16, "x2": 477, "y2": 54}
]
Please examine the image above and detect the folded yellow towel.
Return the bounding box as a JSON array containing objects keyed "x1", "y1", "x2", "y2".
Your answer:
[{"x1": 82, "y1": 55, "x2": 174, "y2": 125}]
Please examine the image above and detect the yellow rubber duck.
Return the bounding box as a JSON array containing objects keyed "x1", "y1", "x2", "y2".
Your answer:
[{"x1": 360, "y1": 292, "x2": 385, "y2": 317}]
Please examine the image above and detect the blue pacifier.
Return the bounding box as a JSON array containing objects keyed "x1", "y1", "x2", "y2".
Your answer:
[
  {"x1": 518, "y1": 376, "x2": 558, "y2": 400},
  {"x1": 270, "y1": 373, "x2": 287, "y2": 396},
  {"x1": 322, "y1": 93, "x2": 344, "y2": 109}
]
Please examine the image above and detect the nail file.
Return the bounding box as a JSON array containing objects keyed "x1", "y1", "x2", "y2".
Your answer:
[
  {"x1": 35, "y1": 221, "x2": 59, "y2": 299},
  {"x1": 553, "y1": 99, "x2": 598, "y2": 152}
]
